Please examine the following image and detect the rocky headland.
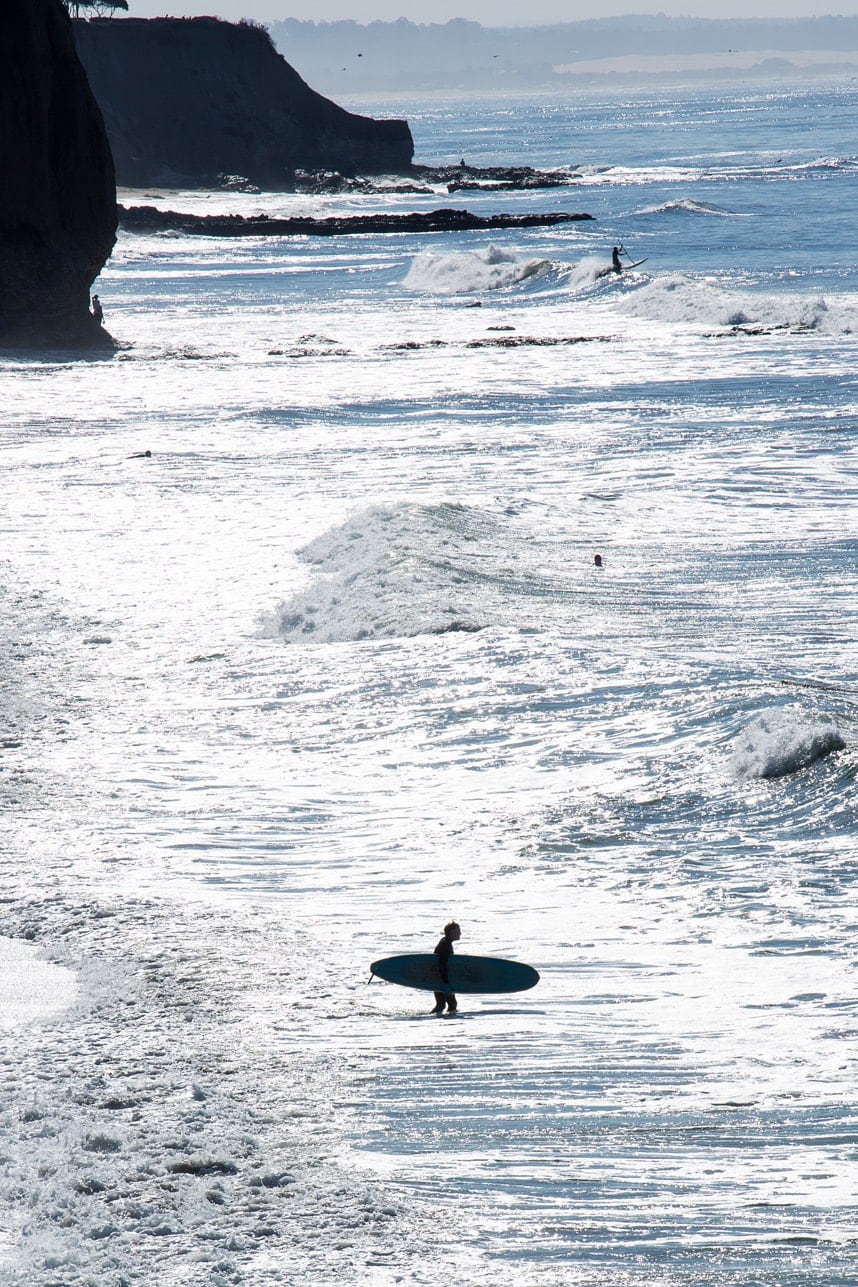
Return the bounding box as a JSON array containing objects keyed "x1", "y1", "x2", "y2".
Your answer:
[
  {"x1": 0, "y1": 0, "x2": 116, "y2": 349},
  {"x1": 73, "y1": 17, "x2": 414, "y2": 188}
]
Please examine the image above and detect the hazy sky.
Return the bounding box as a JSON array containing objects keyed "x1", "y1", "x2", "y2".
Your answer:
[{"x1": 127, "y1": 1, "x2": 845, "y2": 25}]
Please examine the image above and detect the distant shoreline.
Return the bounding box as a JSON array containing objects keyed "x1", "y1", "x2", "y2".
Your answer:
[
  {"x1": 270, "y1": 14, "x2": 858, "y2": 95},
  {"x1": 329, "y1": 65, "x2": 858, "y2": 106}
]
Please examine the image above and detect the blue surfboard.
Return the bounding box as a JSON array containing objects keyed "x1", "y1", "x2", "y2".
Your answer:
[{"x1": 370, "y1": 953, "x2": 539, "y2": 995}]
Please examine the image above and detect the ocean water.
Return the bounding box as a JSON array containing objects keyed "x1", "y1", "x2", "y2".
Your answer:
[{"x1": 1, "y1": 81, "x2": 857, "y2": 1285}]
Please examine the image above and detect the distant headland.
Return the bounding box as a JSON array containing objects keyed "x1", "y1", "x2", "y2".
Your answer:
[
  {"x1": 72, "y1": 16, "x2": 414, "y2": 188},
  {"x1": 272, "y1": 14, "x2": 858, "y2": 93}
]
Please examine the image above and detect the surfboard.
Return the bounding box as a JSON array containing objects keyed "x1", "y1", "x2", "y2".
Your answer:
[
  {"x1": 597, "y1": 257, "x2": 648, "y2": 278},
  {"x1": 370, "y1": 953, "x2": 540, "y2": 995}
]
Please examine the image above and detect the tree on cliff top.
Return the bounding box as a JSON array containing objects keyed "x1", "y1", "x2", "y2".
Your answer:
[{"x1": 63, "y1": 1, "x2": 129, "y2": 16}]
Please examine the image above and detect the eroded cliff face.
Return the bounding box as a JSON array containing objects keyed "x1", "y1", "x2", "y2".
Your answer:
[
  {"x1": 73, "y1": 17, "x2": 414, "y2": 188},
  {"x1": 0, "y1": 0, "x2": 116, "y2": 348}
]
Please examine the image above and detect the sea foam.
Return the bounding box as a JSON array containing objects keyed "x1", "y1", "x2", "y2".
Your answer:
[
  {"x1": 731, "y1": 707, "x2": 845, "y2": 780},
  {"x1": 615, "y1": 275, "x2": 857, "y2": 333},
  {"x1": 404, "y1": 244, "x2": 552, "y2": 295},
  {"x1": 263, "y1": 503, "x2": 502, "y2": 643}
]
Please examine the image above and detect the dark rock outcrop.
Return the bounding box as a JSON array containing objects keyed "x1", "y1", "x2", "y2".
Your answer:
[
  {"x1": 0, "y1": 0, "x2": 117, "y2": 349},
  {"x1": 117, "y1": 205, "x2": 594, "y2": 238},
  {"x1": 419, "y1": 165, "x2": 583, "y2": 193},
  {"x1": 255, "y1": 164, "x2": 582, "y2": 197},
  {"x1": 73, "y1": 17, "x2": 413, "y2": 188}
]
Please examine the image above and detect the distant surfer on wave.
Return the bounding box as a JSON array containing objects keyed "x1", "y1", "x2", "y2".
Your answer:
[
  {"x1": 432, "y1": 920, "x2": 461, "y2": 1015},
  {"x1": 600, "y1": 245, "x2": 645, "y2": 278}
]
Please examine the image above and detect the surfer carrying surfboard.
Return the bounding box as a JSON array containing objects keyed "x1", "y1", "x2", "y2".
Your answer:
[
  {"x1": 431, "y1": 921, "x2": 461, "y2": 1015},
  {"x1": 369, "y1": 942, "x2": 539, "y2": 1003}
]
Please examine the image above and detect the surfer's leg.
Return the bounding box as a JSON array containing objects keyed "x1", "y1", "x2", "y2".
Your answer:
[
  {"x1": 431, "y1": 991, "x2": 446, "y2": 1014},
  {"x1": 446, "y1": 993, "x2": 457, "y2": 1013}
]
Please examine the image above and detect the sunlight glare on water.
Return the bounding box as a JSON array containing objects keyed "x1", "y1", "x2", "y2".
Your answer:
[{"x1": 1, "y1": 80, "x2": 857, "y2": 1286}]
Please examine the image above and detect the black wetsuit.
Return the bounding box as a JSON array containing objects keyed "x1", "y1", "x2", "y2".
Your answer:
[{"x1": 433, "y1": 935, "x2": 457, "y2": 1013}]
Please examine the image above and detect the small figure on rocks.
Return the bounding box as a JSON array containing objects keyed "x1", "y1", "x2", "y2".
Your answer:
[{"x1": 91, "y1": 294, "x2": 104, "y2": 324}]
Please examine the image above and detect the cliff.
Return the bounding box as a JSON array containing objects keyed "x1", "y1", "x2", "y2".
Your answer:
[
  {"x1": 72, "y1": 17, "x2": 414, "y2": 188},
  {"x1": 0, "y1": 0, "x2": 116, "y2": 349}
]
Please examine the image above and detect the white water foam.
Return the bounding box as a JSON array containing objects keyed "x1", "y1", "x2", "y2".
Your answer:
[
  {"x1": 559, "y1": 255, "x2": 653, "y2": 292},
  {"x1": 731, "y1": 706, "x2": 846, "y2": 779},
  {"x1": 263, "y1": 503, "x2": 503, "y2": 643},
  {"x1": 614, "y1": 274, "x2": 858, "y2": 332},
  {"x1": 794, "y1": 154, "x2": 858, "y2": 173},
  {"x1": 575, "y1": 163, "x2": 710, "y2": 188},
  {"x1": 404, "y1": 244, "x2": 552, "y2": 295},
  {"x1": 0, "y1": 939, "x2": 76, "y2": 1028}
]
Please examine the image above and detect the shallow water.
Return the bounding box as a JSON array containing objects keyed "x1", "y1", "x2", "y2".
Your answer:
[{"x1": 1, "y1": 81, "x2": 857, "y2": 1285}]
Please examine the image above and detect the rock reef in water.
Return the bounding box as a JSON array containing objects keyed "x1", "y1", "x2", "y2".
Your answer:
[
  {"x1": 0, "y1": 0, "x2": 117, "y2": 349},
  {"x1": 73, "y1": 17, "x2": 414, "y2": 188},
  {"x1": 255, "y1": 164, "x2": 582, "y2": 196},
  {"x1": 117, "y1": 205, "x2": 594, "y2": 238},
  {"x1": 425, "y1": 164, "x2": 583, "y2": 192}
]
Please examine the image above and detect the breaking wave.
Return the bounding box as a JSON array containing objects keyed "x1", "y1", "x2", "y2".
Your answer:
[
  {"x1": 404, "y1": 245, "x2": 553, "y2": 295},
  {"x1": 793, "y1": 155, "x2": 858, "y2": 174},
  {"x1": 561, "y1": 255, "x2": 650, "y2": 290},
  {"x1": 731, "y1": 707, "x2": 845, "y2": 780},
  {"x1": 263, "y1": 503, "x2": 511, "y2": 643},
  {"x1": 637, "y1": 197, "x2": 736, "y2": 217},
  {"x1": 614, "y1": 275, "x2": 857, "y2": 333}
]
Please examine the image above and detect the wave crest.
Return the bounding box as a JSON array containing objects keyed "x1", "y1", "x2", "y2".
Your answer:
[
  {"x1": 263, "y1": 503, "x2": 506, "y2": 643},
  {"x1": 637, "y1": 197, "x2": 735, "y2": 217},
  {"x1": 404, "y1": 245, "x2": 552, "y2": 295},
  {"x1": 732, "y1": 707, "x2": 845, "y2": 780},
  {"x1": 615, "y1": 275, "x2": 857, "y2": 333}
]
